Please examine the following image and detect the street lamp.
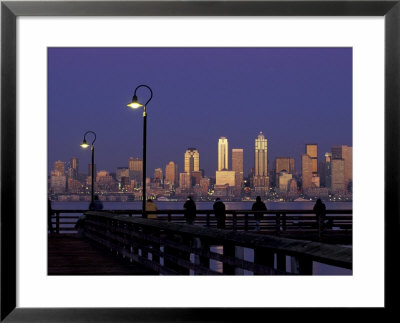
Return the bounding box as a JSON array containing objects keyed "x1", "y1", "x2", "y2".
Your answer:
[
  {"x1": 80, "y1": 130, "x2": 97, "y2": 209},
  {"x1": 127, "y1": 84, "x2": 153, "y2": 216}
]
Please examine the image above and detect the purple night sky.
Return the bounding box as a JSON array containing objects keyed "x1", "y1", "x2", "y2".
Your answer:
[{"x1": 48, "y1": 47, "x2": 352, "y2": 177}]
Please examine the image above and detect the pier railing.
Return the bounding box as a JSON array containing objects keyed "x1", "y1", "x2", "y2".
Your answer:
[
  {"x1": 51, "y1": 209, "x2": 352, "y2": 241},
  {"x1": 80, "y1": 211, "x2": 352, "y2": 275}
]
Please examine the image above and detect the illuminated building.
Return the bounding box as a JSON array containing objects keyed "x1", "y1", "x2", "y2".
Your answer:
[
  {"x1": 165, "y1": 161, "x2": 178, "y2": 187},
  {"x1": 218, "y1": 137, "x2": 229, "y2": 171}
]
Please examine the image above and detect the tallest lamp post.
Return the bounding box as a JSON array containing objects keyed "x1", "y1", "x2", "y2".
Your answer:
[
  {"x1": 80, "y1": 130, "x2": 97, "y2": 209},
  {"x1": 127, "y1": 84, "x2": 153, "y2": 216}
]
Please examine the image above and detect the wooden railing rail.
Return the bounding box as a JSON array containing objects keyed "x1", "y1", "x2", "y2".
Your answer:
[
  {"x1": 50, "y1": 209, "x2": 352, "y2": 237},
  {"x1": 81, "y1": 211, "x2": 352, "y2": 276}
]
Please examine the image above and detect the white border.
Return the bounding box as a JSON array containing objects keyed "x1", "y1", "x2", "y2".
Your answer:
[{"x1": 17, "y1": 17, "x2": 384, "y2": 307}]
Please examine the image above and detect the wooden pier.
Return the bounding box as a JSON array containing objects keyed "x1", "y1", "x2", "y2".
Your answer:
[
  {"x1": 48, "y1": 209, "x2": 352, "y2": 275},
  {"x1": 48, "y1": 234, "x2": 154, "y2": 275}
]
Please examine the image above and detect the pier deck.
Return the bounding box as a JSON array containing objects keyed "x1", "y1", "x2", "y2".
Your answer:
[{"x1": 48, "y1": 234, "x2": 154, "y2": 275}]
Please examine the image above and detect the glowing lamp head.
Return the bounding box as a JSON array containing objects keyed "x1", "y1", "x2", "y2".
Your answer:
[
  {"x1": 127, "y1": 95, "x2": 143, "y2": 109},
  {"x1": 80, "y1": 139, "x2": 90, "y2": 148}
]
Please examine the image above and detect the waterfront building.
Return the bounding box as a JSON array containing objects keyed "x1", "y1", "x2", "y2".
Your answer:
[
  {"x1": 165, "y1": 161, "x2": 178, "y2": 187},
  {"x1": 116, "y1": 167, "x2": 129, "y2": 182},
  {"x1": 191, "y1": 171, "x2": 202, "y2": 186},
  {"x1": 305, "y1": 144, "x2": 318, "y2": 176},
  {"x1": 71, "y1": 157, "x2": 79, "y2": 173},
  {"x1": 332, "y1": 145, "x2": 352, "y2": 189},
  {"x1": 184, "y1": 148, "x2": 200, "y2": 175},
  {"x1": 331, "y1": 158, "x2": 346, "y2": 192},
  {"x1": 232, "y1": 148, "x2": 244, "y2": 195},
  {"x1": 154, "y1": 168, "x2": 163, "y2": 181},
  {"x1": 288, "y1": 178, "x2": 298, "y2": 193},
  {"x1": 218, "y1": 137, "x2": 229, "y2": 171},
  {"x1": 67, "y1": 178, "x2": 82, "y2": 193},
  {"x1": 179, "y1": 172, "x2": 191, "y2": 190},
  {"x1": 96, "y1": 170, "x2": 118, "y2": 192},
  {"x1": 50, "y1": 170, "x2": 66, "y2": 194},
  {"x1": 278, "y1": 171, "x2": 293, "y2": 192},
  {"x1": 216, "y1": 170, "x2": 236, "y2": 187},
  {"x1": 301, "y1": 154, "x2": 313, "y2": 190},
  {"x1": 275, "y1": 157, "x2": 295, "y2": 185},
  {"x1": 200, "y1": 177, "x2": 210, "y2": 195},
  {"x1": 253, "y1": 132, "x2": 269, "y2": 192},
  {"x1": 54, "y1": 160, "x2": 65, "y2": 174}
]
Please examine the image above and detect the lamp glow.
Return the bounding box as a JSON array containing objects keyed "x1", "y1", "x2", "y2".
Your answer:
[
  {"x1": 127, "y1": 95, "x2": 143, "y2": 109},
  {"x1": 80, "y1": 140, "x2": 90, "y2": 148}
]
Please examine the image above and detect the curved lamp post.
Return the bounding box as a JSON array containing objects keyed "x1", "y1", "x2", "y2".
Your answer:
[
  {"x1": 127, "y1": 84, "x2": 153, "y2": 216},
  {"x1": 80, "y1": 131, "x2": 97, "y2": 209}
]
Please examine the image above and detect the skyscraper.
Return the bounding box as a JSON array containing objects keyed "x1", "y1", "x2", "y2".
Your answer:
[
  {"x1": 184, "y1": 148, "x2": 200, "y2": 174},
  {"x1": 54, "y1": 160, "x2": 65, "y2": 174},
  {"x1": 301, "y1": 154, "x2": 313, "y2": 190},
  {"x1": 305, "y1": 144, "x2": 318, "y2": 176},
  {"x1": 218, "y1": 137, "x2": 229, "y2": 171},
  {"x1": 332, "y1": 145, "x2": 352, "y2": 189},
  {"x1": 71, "y1": 157, "x2": 79, "y2": 173},
  {"x1": 275, "y1": 157, "x2": 295, "y2": 185},
  {"x1": 331, "y1": 159, "x2": 345, "y2": 192},
  {"x1": 253, "y1": 132, "x2": 269, "y2": 190},
  {"x1": 129, "y1": 157, "x2": 143, "y2": 187},
  {"x1": 165, "y1": 161, "x2": 178, "y2": 187},
  {"x1": 232, "y1": 148, "x2": 244, "y2": 195}
]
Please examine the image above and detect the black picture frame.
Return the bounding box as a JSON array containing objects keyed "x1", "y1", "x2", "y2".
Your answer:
[{"x1": 1, "y1": 0, "x2": 399, "y2": 321}]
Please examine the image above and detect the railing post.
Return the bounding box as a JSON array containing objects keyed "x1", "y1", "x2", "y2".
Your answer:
[
  {"x1": 276, "y1": 213, "x2": 280, "y2": 236},
  {"x1": 198, "y1": 238, "x2": 210, "y2": 270},
  {"x1": 206, "y1": 212, "x2": 210, "y2": 227},
  {"x1": 168, "y1": 212, "x2": 172, "y2": 222},
  {"x1": 276, "y1": 253, "x2": 286, "y2": 272},
  {"x1": 232, "y1": 212, "x2": 237, "y2": 231},
  {"x1": 291, "y1": 256, "x2": 313, "y2": 275},
  {"x1": 223, "y1": 243, "x2": 236, "y2": 275},
  {"x1": 244, "y1": 213, "x2": 248, "y2": 231},
  {"x1": 254, "y1": 247, "x2": 274, "y2": 275},
  {"x1": 282, "y1": 213, "x2": 286, "y2": 232},
  {"x1": 56, "y1": 212, "x2": 60, "y2": 234}
]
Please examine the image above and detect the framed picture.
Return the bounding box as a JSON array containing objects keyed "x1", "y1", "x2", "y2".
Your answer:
[{"x1": 1, "y1": 0, "x2": 398, "y2": 321}]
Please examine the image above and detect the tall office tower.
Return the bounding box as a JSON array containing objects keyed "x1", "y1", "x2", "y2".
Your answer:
[
  {"x1": 305, "y1": 144, "x2": 318, "y2": 176},
  {"x1": 179, "y1": 172, "x2": 191, "y2": 190},
  {"x1": 71, "y1": 157, "x2": 79, "y2": 173},
  {"x1": 320, "y1": 152, "x2": 332, "y2": 188},
  {"x1": 200, "y1": 177, "x2": 210, "y2": 195},
  {"x1": 218, "y1": 137, "x2": 229, "y2": 171},
  {"x1": 184, "y1": 148, "x2": 200, "y2": 174},
  {"x1": 129, "y1": 157, "x2": 143, "y2": 187},
  {"x1": 278, "y1": 171, "x2": 293, "y2": 192},
  {"x1": 165, "y1": 161, "x2": 178, "y2": 187},
  {"x1": 154, "y1": 168, "x2": 163, "y2": 181},
  {"x1": 275, "y1": 157, "x2": 295, "y2": 185},
  {"x1": 129, "y1": 157, "x2": 143, "y2": 172},
  {"x1": 88, "y1": 164, "x2": 97, "y2": 177},
  {"x1": 116, "y1": 167, "x2": 129, "y2": 182},
  {"x1": 331, "y1": 159, "x2": 345, "y2": 192},
  {"x1": 301, "y1": 154, "x2": 313, "y2": 190},
  {"x1": 191, "y1": 171, "x2": 202, "y2": 186},
  {"x1": 331, "y1": 145, "x2": 352, "y2": 189},
  {"x1": 232, "y1": 148, "x2": 244, "y2": 194},
  {"x1": 253, "y1": 132, "x2": 269, "y2": 190},
  {"x1": 50, "y1": 170, "x2": 66, "y2": 193},
  {"x1": 54, "y1": 160, "x2": 65, "y2": 174}
]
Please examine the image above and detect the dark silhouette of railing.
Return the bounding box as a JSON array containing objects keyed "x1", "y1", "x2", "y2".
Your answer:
[
  {"x1": 51, "y1": 209, "x2": 352, "y2": 240},
  {"x1": 79, "y1": 211, "x2": 352, "y2": 275}
]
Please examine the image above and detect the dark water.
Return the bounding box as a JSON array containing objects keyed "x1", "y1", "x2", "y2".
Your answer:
[{"x1": 52, "y1": 201, "x2": 352, "y2": 276}]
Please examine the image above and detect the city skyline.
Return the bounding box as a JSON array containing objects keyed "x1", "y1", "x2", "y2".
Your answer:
[{"x1": 48, "y1": 47, "x2": 352, "y2": 177}]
